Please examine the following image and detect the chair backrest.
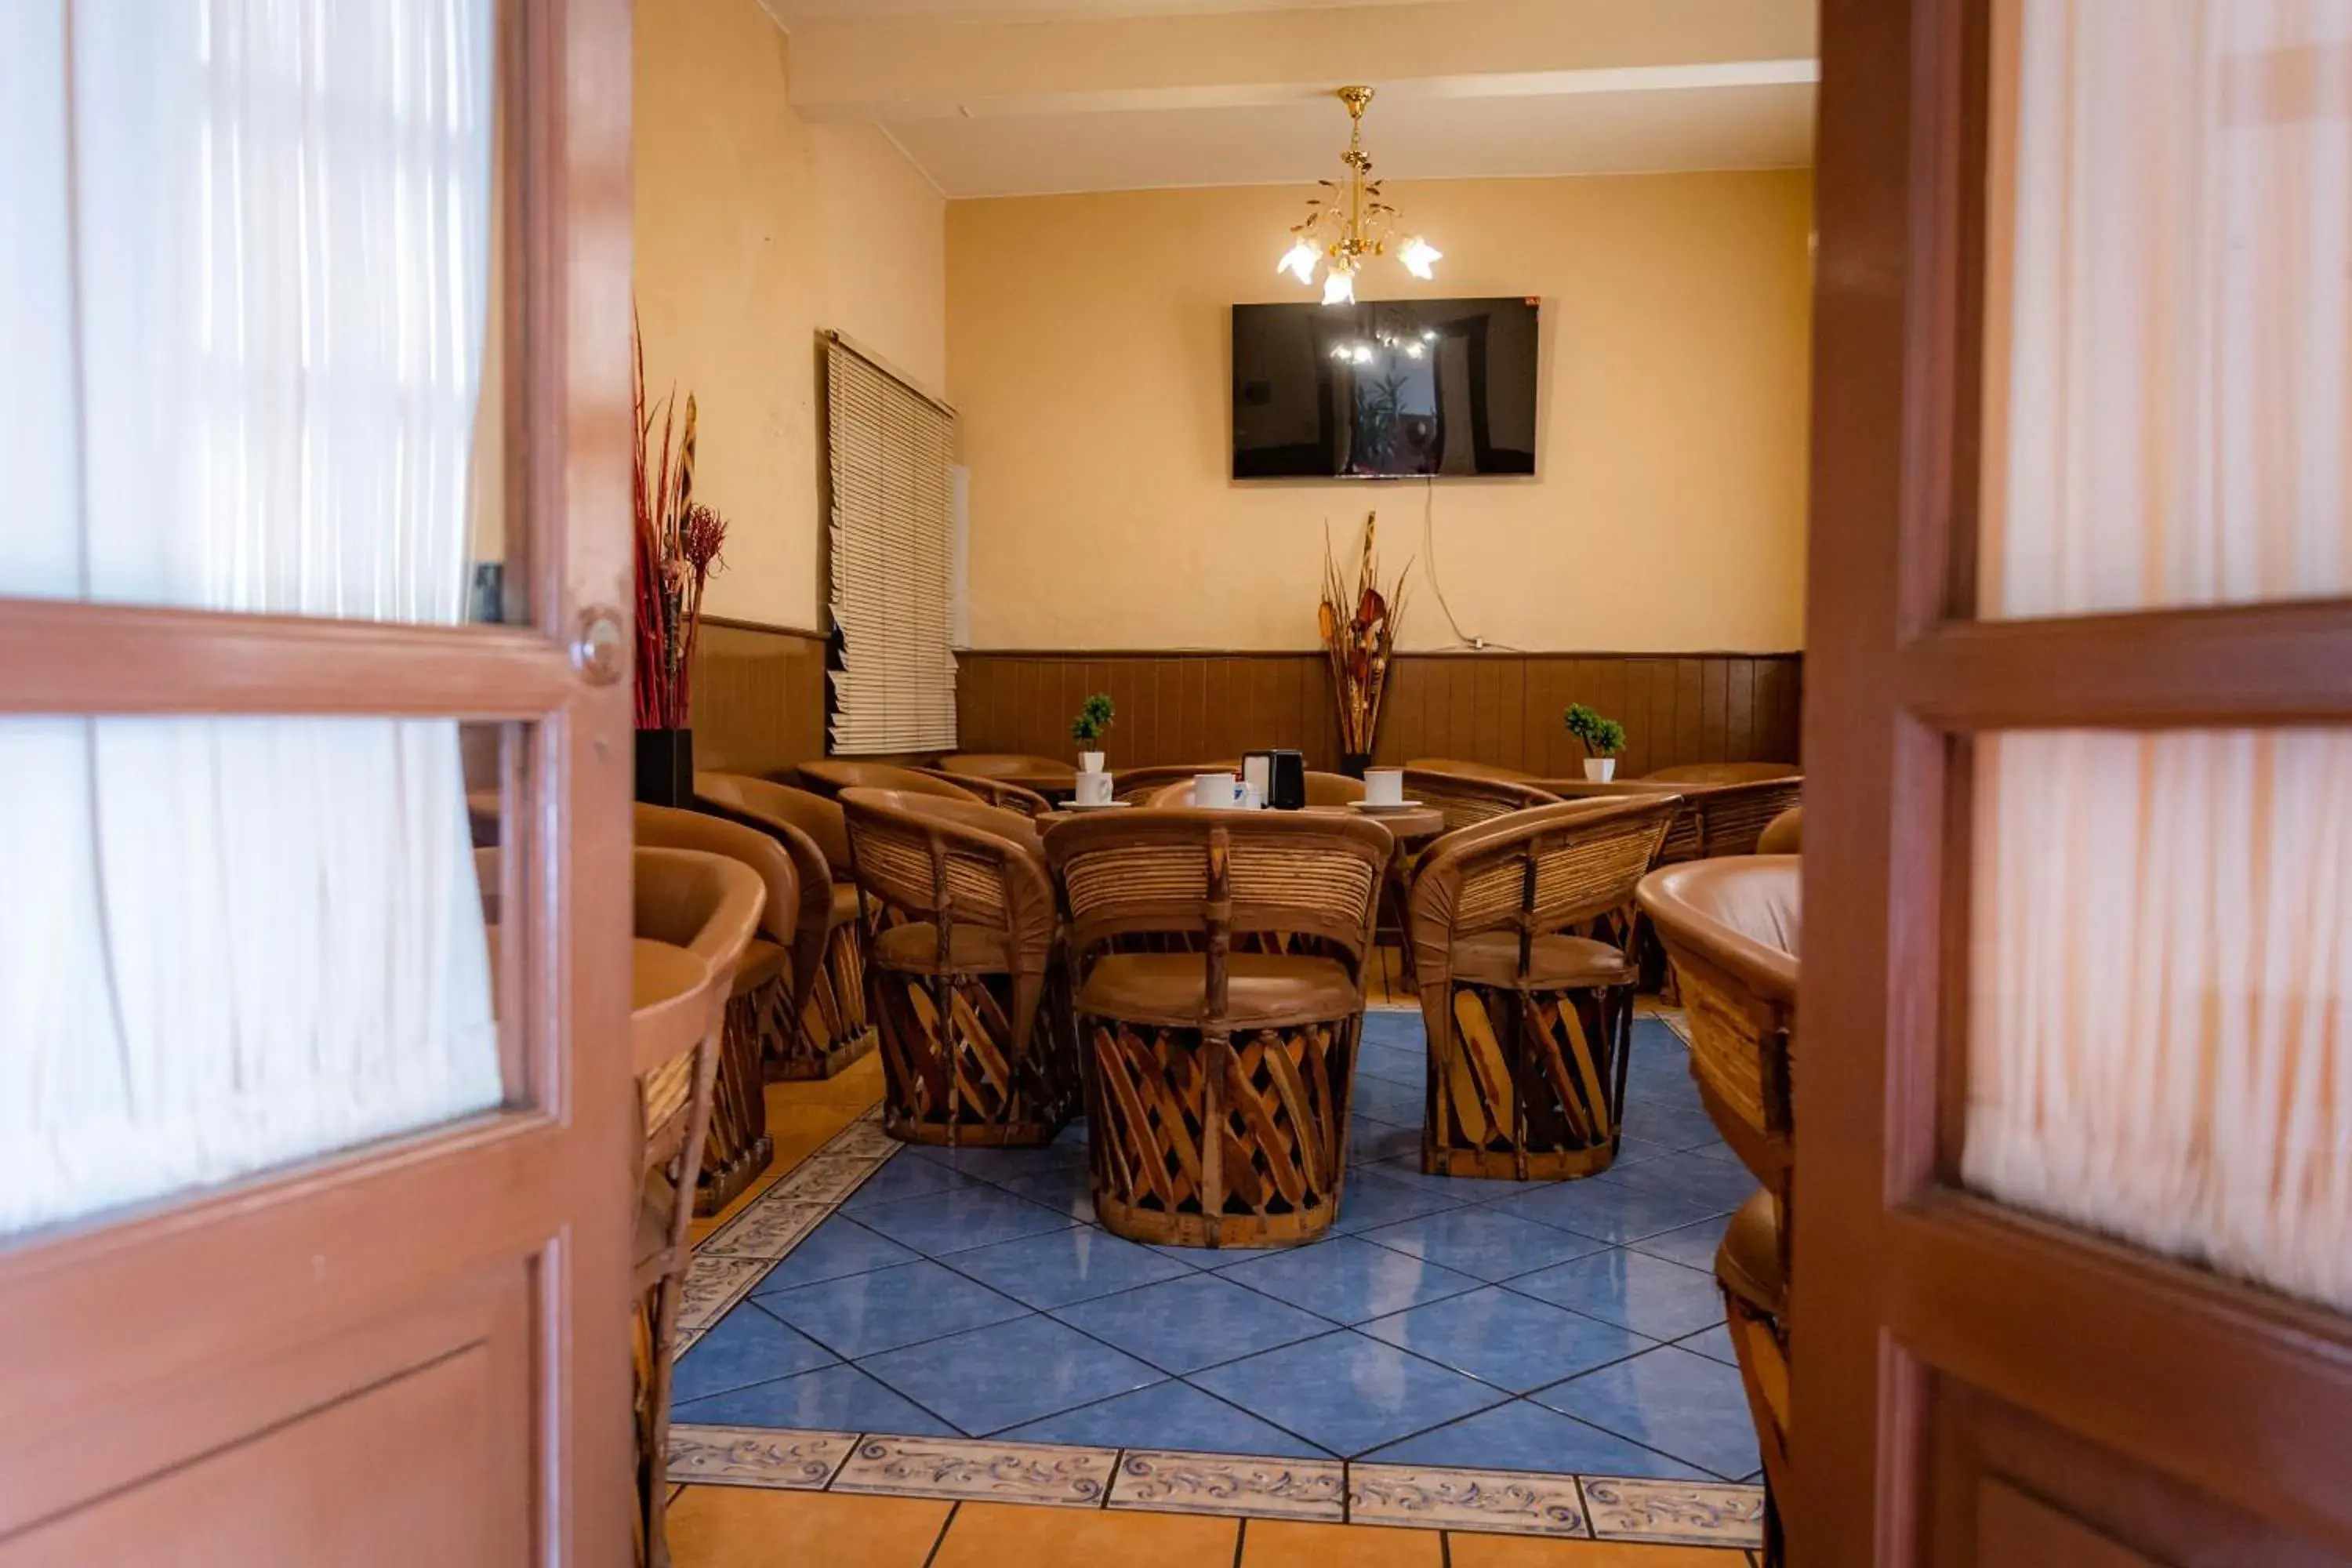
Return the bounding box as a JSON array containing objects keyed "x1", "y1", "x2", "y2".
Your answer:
[
  {"x1": 1404, "y1": 757, "x2": 1538, "y2": 782},
  {"x1": 794, "y1": 759, "x2": 983, "y2": 804},
  {"x1": 913, "y1": 767, "x2": 1053, "y2": 818},
  {"x1": 691, "y1": 772, "x2": 843, "y2": 1006},
  {"x1": 1406, "y1": 797, "x2": 1680, "y2": 987},
  {"x1": 633, "y1": 803, "x2": 796, "y2": 950},
  {"x1": 696, "y1": 771, "x2": 851, "y2": 880},
  {"x1": 1109, "y1": 761, "x2": 1245, "y2": 805},
  {"x1": 1756, "y1": 805, "x2": 1803, "y2": 855},
  {"x1": 1689, "y1": 776, "x2": 1804, "y2": 859},
  {"x1": 837, "y1": 788, "x2": 1057, "y2": 972},
  {"x1": 1047, "y1": 809, "x2": 1392, "y2": 985},
  {"x1": 633, "y1": 846, "x2": 765, "y2": 977},
  {"x1": 1402, "y1": 768, "x2": 1562, "y2": 833},
  {"x1": 1145, "y1": 780, "x2": 1196, "y2": 808},
  {"x1": 1642, "y1": 761, "x2": 1801, "y2": 786},
  {"x1": 1526, "y1": 778, "x2": 1685, "y2": 801},
  {"x1": 1301, "y1": 771, "x2": 1365, "y2": 806},
  {"x1": 936, "y1": 753, "x2": 1074, "y2": 785},
  {"x1": 1637, "y1": 856, "x2": 1799, "y2": 1193}
]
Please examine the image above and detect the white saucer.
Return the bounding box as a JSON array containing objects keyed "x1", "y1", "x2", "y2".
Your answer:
[
  {"x1": 1062, "y1": 799, "x2": 1131, "y2": 812},
  {"x1": 1348, "y1": 799, "x2": 1424, "y2": 814}
]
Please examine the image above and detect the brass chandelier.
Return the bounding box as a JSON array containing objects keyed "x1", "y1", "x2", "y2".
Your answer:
[{"x1": 1277, "y1": 85, "x2": 1441, "y2": 306}]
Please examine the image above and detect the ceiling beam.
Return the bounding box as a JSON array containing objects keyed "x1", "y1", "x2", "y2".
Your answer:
[{"x1": 785, "y1": 0, "x2": 1818, "y2": 122}]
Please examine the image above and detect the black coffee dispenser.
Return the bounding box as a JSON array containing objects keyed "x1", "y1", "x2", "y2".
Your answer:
[{"x1": 1243, "y1": 749, "x2": 1308, "y2": 810}]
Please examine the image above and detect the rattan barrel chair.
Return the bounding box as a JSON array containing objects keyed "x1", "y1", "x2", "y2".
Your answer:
[
  {"x1": 913, "y1": 766, "x2": 1054, "y2": 818},
  {"x1": 1404, "y1": 757, "x2": 1539, "y2": 782},
  {"x1": 935, "y1": 752, "x2": 1080, "y2": 798},
  {"x1": 1045, "y1": 808, "x2": 1392, "y2": 1247},
  {"x1": 1681, "y1": 775, "x2": 1804, "y2": 860},
  {"x1": 630, "y1": 846, "x2": 762, "y2": 1568},
  {"x1": 840, "y1": 787, "x2": 1078, "y2": 1146},
  {"x1": 1408, "y1": 797, "x2": 1680, "y2": 1180},
  {"x1": 633, "y1": 804, "x2": 800, "y2": 1213},
  {"x1": 1642, "y1": 761, "x2": 1801, "y2": 786},
  {"x1": 1400, "y1": 767, "x2": 1563, "y2": 833},
  {"x1": 795, "y1": 758, "x2": 985, "y2": 803},
  {"x1": 1756, "y1": 806, "x2": 1803, "y2": 855},
  {"x1": 1637, "y1": 856, "x2": 1798, "y2": 1567},
  {"x1": 693, "y1": 771, "x2": 875, "y2": 1080},
  {"x1": 1109, "y1": 761, "x2": 1245, "y2": 805}
]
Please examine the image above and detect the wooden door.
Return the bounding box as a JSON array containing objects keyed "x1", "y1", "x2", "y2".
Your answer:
[
  {"x1": 1802, "y1": 0, "x2": 2352, "y2": 1563},
  {"x1": 0, "y1": 2, "x2": 634, "y2": 1563}
]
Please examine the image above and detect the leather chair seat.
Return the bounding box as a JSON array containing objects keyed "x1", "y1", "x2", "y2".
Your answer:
[
  {"x1": 731, "y1": 937, "x2": 788, "y2": 997},
  {"x1": 871, "y1": 920, "x2": 1018, "y2": 975},
  {"x1": 827, "y1": 880, "x2": 862, "y2": 930},
  {"x1": 1076, "y1": 952, "x2": 1358, "y2": 1029},
  {"x1": 1715, "y1": 1189, "x2": 1786, "y2": 1316},
  {"x1": 1449, "y1": 931, "x2": 1634, "y2": 989}
]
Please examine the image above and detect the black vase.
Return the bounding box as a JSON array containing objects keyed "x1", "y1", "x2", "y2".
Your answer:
[
  {"x1": 635, "y1": 727, "x2": 695, "y2": 808},
  {"x1": 1340, "y1": 751, "x2": 1373, "y2": 779}
]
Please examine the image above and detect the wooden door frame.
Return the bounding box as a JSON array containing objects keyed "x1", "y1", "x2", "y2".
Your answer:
[
  {"x1": 0, "y1": 2, "x2": 636, "y2": 1561},
  {"x1": 1800, "y1": 0, "x2": 2352, "y2": 1562}
]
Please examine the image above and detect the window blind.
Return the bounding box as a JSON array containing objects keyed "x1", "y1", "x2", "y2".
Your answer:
[{"x1": 824, "y1": 336, "x2": 958, "y2": 754}]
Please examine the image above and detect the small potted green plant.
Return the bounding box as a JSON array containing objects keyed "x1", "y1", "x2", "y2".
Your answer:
[
  {"x1": 1070, "y1": 693, "x2": 1116, "y2": 775},
  {"x1": 1564, "y1": 703, "x2": 1626, "y2": 781}
]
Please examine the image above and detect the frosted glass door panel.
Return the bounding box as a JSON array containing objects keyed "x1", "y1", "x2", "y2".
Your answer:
[{"x1": 1978, "y1": 0, "x2": 2352, "y2": 619}]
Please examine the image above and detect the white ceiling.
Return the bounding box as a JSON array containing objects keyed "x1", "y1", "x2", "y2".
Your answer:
[{"x1": 763, "y1": 0, "x2": 1817, "y2": 198}]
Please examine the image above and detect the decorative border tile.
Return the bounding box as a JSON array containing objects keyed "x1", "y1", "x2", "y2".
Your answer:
[
  {"x1": 1109, "y1": 1451, "x2": 1346, "y2": 1523},
  {"x1": 698, "y1": 1199, "x2": 832, "y2": 1260},
  {"x1": 1581, "y1": 1476, "x2": 1766, "y2": 1548},
  {"x1": 771, "y1": 1152, "x2": 884, "y2": 1207},
  {"x1": 1348, "y1": 1463, "x2": 1591, "y2": 1538},
  {"x1": 832, "y1": 1435, "x2": 1115, "y2": 1508},
  {"x1": 675, "y1": 1254, "x2": 770, "y2": 1334},
  {"x1": 667, "y1": 1425, "x2": 857, "y2": 1490},
  {"x1": 826, "y1": 1120, "x2": 901, "y2": 1161}
]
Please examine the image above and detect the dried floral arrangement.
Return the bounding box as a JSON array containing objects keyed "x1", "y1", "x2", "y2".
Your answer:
[
  {"x1": 1317, "y1": 511, "x2": 1411, "y2": 763},
  {"x1": 633, "y1": 320, "x2": 728, "y2": 731}
]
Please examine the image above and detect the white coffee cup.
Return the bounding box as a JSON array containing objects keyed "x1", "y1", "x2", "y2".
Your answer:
[
  {"x1": 1363, "y1": 768, "x2": 1405, "y2": 806},
  {"x1": 1193, "y1": 771, "x2": 1238, "y2": 809},
  {"x1": 1076, "y1": 771, "x2": 1113, "y2": 805}
]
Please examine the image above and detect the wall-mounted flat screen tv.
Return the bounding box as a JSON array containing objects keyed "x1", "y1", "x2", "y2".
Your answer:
[{"x1": 1232, "y1": 296, "x2": 1540, "y2": 480}]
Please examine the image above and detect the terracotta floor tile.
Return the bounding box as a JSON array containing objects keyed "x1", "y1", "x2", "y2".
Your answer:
[
  {"x1": 687, "y1": 1105, "x2": 862, "y2": 1243},
  {"x1": 774, "y1": 1054, "x2": 886, "y2": 1111},
  {"x1": 666, "y1": 1486, "x2": 948, "y2": 1568},
  {"x1": 932, "y1": 1501, "x2": 1237, "y2": 1568},
  {"x1": 1447, "y1": 1536, "x2": 1748, "y2": 1567},
  {"x1": 1243, "y1": 1519, "x2": 1443, "y2": 1568}
]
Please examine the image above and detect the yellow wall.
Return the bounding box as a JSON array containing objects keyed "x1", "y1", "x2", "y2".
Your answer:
[
  {"x1": 947, "y1": 172, "x2": 1812, "y2": 652},
  {"x1": 634, "y1": 0, "x2": 945, "y2": 630}
]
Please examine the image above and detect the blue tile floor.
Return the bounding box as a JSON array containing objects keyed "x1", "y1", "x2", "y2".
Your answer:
[{"x1": 676, "y1": 1009, "x2": 1762, "y2": 1483}]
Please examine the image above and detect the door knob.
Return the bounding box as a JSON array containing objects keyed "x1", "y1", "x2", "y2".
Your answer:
[{"x1": 573, "y1": 605, "x2": 626, "y2": 685}]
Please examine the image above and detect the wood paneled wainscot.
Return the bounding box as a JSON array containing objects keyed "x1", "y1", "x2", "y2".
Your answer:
[
  {"x1": 689, "y1": 619, "x2": 829, "y2": 777},
  {"x1": 956, "y1": 651, "x2": 1802, "y2": 776}
]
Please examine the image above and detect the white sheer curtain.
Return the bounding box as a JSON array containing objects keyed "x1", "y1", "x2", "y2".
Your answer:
[
  {"x1": 1966, "y1": 0, "x2": 2352, "y2": 1310},
  {"x1": 1, "y1": 0, "x2": 500, "y2": 1236}
]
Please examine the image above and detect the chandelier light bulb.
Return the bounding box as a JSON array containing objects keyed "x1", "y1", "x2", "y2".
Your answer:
[{"x1": 1280, "y1": 88, "x2": 1450, "y2": 299}]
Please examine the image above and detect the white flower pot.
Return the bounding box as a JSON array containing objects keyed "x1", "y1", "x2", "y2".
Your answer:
[
  {"x1": 1079, "y1": 751, "x2": 1105, "y2": 774},
  {"x1": 1584, "y1": 757, "x2": 1617, "y2": 782}
]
